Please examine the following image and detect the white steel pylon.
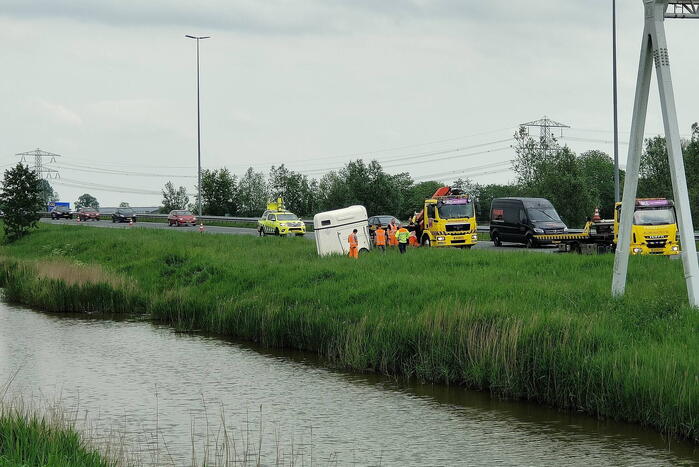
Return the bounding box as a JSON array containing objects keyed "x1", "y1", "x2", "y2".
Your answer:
[{"x1": 612, "y1": 0, "x2": 699, "y2": 306}]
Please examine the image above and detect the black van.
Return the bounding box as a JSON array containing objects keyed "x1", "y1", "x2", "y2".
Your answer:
[{"x1": 489, "y1": 197, "x2": 567, "y2": 248}]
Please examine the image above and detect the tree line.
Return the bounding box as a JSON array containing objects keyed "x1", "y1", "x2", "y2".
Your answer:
[
  {"x1": 162, "y1": 123, "x2": 699, "y2": 227},
  {"x1": 0, "y1": 123, "x2": 696, "y2": 243}
]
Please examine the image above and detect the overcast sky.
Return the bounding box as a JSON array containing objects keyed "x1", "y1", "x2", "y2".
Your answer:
[{"x1": 1, "y1": 1, "x2": 697, "y2": 207}]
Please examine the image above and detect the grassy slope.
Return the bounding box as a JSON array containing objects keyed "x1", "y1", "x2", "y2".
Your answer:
[
  {"x1": 0, "y1": 224, "x2": 697, "y2": 442},
  {"x1": 0, "y1": 410, "x2": 112, "y2": 466}
]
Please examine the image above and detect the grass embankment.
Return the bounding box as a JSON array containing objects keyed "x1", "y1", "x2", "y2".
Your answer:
[
  {"x1": 0, "y1": 224, "x2": 697, "y2": 442},
  {"x1": 0, "y1": 407, "x2": 113, "y2": 466}
]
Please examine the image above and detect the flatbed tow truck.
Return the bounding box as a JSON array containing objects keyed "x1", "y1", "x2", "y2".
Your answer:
[{"x1": 534, "y1": 198, "x2": 680, "y2": 255}]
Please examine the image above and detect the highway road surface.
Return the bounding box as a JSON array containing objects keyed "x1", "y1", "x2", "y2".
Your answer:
[{"x1": 40, "y1": 218, "x2": 558, "y2": 253}]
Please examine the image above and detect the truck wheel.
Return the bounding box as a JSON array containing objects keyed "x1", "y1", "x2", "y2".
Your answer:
[
  {"x1": 259, "y1": 228, "x2": 265, "y2": 237},
  {"x1": 275, "y1": 228, "x2": 280, "y2": 236},
  {"x1": 112, "y1": 218, "x2": 116, "y2": 223},
  {"x1": 422, "y1": 235, "x2": 431, "y2": 247},
  {"x1": 492, "y1": 231, "x2": 502, "y2": 247},
  {"x1": 359, "y1": 248, "x2": 369, "y2": 256}
]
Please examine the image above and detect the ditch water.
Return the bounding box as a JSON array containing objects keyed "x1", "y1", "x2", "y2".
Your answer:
[{"x1": 0, "y1": 302, "x2": 696, "y2": 466}]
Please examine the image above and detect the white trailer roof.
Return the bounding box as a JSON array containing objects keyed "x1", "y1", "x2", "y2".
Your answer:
[{"x1": 313, "y1": 205, "x2": 368, "y2": 230}]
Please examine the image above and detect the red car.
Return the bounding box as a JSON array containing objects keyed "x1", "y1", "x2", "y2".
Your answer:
[
  {"x1": 168, "y1": 210, "x2": 197, "y2": 227},
  {"x1": 78, "y1": 208, "x2": 100, "y2": 221}
]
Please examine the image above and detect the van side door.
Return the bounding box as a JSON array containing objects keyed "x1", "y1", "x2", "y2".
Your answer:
[
  {"x1": 518, "y1": 206, "x2": 530, "y2": 241},
  {"x1": 500, "y1": 201, "x2": 520, "y2": 241}
]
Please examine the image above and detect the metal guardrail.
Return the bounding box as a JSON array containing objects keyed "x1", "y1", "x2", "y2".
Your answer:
[
  {"x1": 136, "y1": 213, "x2": 282, "y2": 224},
  {"x1": 39, "y1": 213, "x2": 699, "y2": 239}
]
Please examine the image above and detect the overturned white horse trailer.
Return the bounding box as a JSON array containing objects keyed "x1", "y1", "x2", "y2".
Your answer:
[{"x1": 313, "y1": 205, "x2": 371, "y2": 256}]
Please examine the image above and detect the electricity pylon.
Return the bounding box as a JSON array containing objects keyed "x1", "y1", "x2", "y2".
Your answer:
[
  {"x1": 612, "y1": 0, "x2": 699, "y2": 306},
  {"x1": 520, "y1": 116, "x2": 570, "y2": 158},
  {"x1": 16, "y1": 148, "x2": 61, "y2": 179}
]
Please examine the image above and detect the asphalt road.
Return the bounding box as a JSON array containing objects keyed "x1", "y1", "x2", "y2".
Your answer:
[{"x1": 40, "y1": 218, "x2": 558, "y2": 253}]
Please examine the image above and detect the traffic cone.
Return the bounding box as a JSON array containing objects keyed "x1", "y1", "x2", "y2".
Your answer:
[
  {"x1": 199, "y1": 223, "x2": 205, "y2": 233},
  {"x1": 592, "y1": 207, "x2": 601, "y2": 222}
]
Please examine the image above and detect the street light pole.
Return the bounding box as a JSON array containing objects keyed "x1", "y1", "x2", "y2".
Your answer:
[
  {"x1": 185, "y1": 34, "x2": 210, "y2": 217},
  {"x1": 612, "y1": 0, "x2": 620, "y2": 203}
]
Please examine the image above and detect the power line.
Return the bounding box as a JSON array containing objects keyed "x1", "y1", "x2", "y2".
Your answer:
[
  {"x1": 63, "y1": 158, "x2": 196, "y2": 170},
  {"x1": 297, "y1": 141, "x2": 513, "y2": 175},
  {"x1": 54, "y1": 162, "x2": 196, "y2": 178},
  {"x1": 381, "y1": 146, "x2": 511, "y2": 170},
  {"x1": 413, "y1": 160, "x2": 513, "y2": 181},
  {"x1": 561, "y1": 135, "x2": 630, "y2": 146},
  {"x1": 413, "y1": 166, "x2": 514, "y2": 183},
  {"x1": 53, "y1": 178, "x2": 162, "y2": 196}
]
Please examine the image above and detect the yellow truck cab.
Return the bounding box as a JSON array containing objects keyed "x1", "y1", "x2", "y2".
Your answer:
[
  {"x1": 258, "y1": 198, "x2": 306, "y2": 237},
  {"x1": 413, "y1": 187, "x2": 478, "y2": 248},
  {"x1": 614, "y1": 198, "x2": 679, "y2": 255}
]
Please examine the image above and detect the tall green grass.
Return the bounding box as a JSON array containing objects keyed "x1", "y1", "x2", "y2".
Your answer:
[
  {"x1": 0, "y1": 224, "x2": 697, "y2": 442},
  {"x1": 0, "y1": 407, "x2": 114, "y2": 466}
]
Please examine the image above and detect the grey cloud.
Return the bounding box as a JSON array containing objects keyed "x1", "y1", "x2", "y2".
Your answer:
[{"x1": 2, "y1": 0, "x2": 597, "y2": 34}]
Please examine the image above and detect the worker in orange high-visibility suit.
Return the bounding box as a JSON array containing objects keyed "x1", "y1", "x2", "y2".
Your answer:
[
  {"x1": 408, "y1": 229, "x2": 418, "y2": 247},
  {"x1": 388, "y1": 221, "x2": 398, "y2": 247},
  {"x1": 374, "y1": 225, "x2": 387, "y2": 252},
  {"x1": 348, "y1": 228, "x2": 359, "y2": 259}
]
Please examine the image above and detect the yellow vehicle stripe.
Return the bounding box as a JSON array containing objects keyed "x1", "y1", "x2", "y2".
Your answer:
[{"x1": 534, "y1": 234, "x2": 589, "y2": 241}]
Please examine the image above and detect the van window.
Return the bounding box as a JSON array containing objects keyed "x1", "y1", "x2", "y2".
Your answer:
[
  {"x1": 267, "y1": 214, "x2": 275, "y2": 221},
  {"x1": 519, "y1": 209, "x2": 527, "y2": 223},
  {"x1": 503, "y1": 205, "x2": 519, "y2": 224},
  {"x1": 321, "y1": 219, "x2": 331, "y2": 226},
  {"x1": 491, "y1": 208, "x2": 504, "y2": 221},
  {"x1": 527, "y1": 207, "x2": 562, "y2": 222}
]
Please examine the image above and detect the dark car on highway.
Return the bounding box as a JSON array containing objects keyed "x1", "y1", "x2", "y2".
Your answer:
[
  {"x1": 78, "y1": 207, "x2": 100, "y2": 221},
  {"x1": 51, "y1": 206, "x2": 73, "y2": 220},
  {"x1": 112, "y1": 208, "x2": 137, "y2": 223}
]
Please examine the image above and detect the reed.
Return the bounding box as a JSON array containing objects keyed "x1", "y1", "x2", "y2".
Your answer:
[
  {"x1": 0, "y1": 402, "x2": 116, "y2": 466},
  {"x1": 0, "y1": 223, "x2": 697, "y2": 442}
]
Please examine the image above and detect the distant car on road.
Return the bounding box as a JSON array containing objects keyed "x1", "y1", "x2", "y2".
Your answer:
[
  {"x1": 51, "y1": 205, "x2": 73, "y2": 220},
  {"x1": 78, "y1": 207, "x2": 100, "y2": 221},
  {"x1": 112, "y1": 207, "x2": 137, "y2": 223},
  {"x1": 168, "y1": 210, "x2": 197, "y2": 227}
]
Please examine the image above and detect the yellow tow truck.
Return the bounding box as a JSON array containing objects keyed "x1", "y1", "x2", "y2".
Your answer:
[
  {"x1": 535, "y1": 198, "x2": 679, "y2": 255},
  {"x1": 411, "y1": 186, "x2": 478, "y2": 248},
  {"x1": 257, "y1": 198, "x2": 307, "y2": 237}
]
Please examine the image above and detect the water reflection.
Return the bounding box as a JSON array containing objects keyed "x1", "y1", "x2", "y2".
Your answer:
[{"x1": 0, "y1": 304, "x2": 696, "y2": 466}]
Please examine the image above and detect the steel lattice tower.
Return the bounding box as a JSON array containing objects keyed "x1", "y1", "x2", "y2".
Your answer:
[
  {"x1": 16, "y1": 148, "x2": 61, "y2": 179},
  {"x1": 612, "y1": 0, "x2": 699, "y2": 306},
  {"x1": 520, "y1": 116, "x2": 570, "y2": 157}
]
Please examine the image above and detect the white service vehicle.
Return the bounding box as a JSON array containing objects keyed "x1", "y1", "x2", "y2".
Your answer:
[{"x1": 313, "y1": 205, "x2": 371, "y2": 257}]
